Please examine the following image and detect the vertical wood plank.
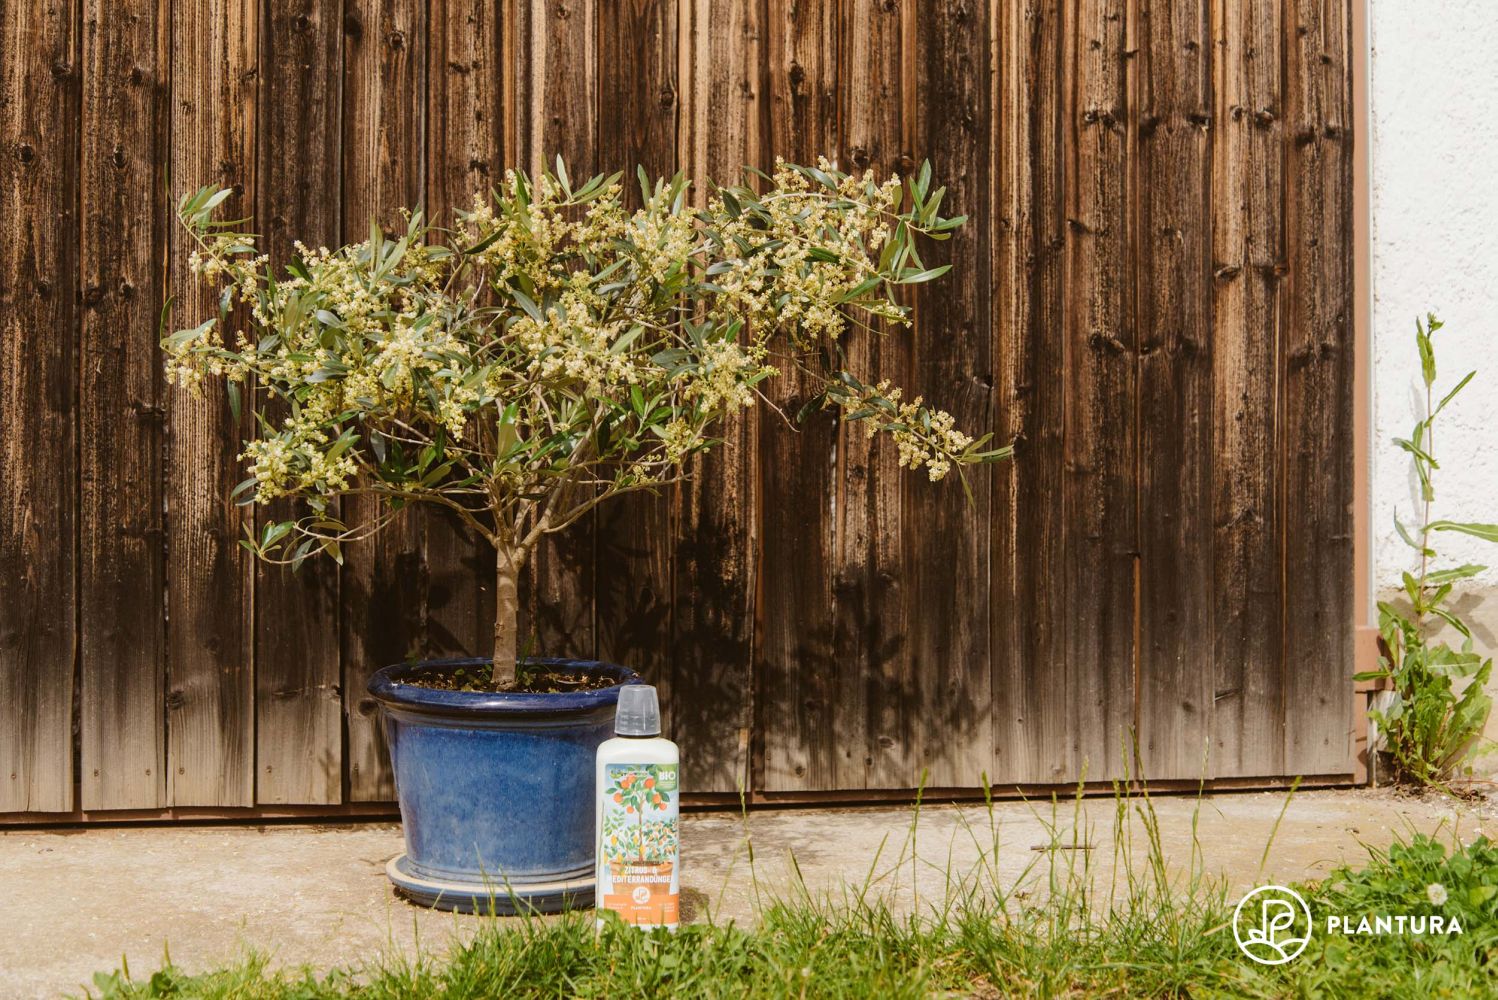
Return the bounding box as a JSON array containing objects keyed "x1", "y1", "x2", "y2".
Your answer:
[
  {"x1": 757, "y1": 0, "x2": 840, "y2": 791},
  {"x1": 675, "y1": 0, "x2": 762, "y2": 793},
  {"x1": 1062, "y1": 0, "x2": 1135, "y2": 781},
  {"x1": 1210, "y1": 0, "x2": 1284, "y2": 778},
  {"x1": 906, "y1": 0, "x2": 993, "y2": 787},
  {"x1": 830, "y1": 0, "x2": 918, "y2": 791},
  {"x1": 1134, "y1": 0, "x2": 1213, "y2": 779},
  {"x1": 254, "y1": 0, "x2": 344, "y2": 804},
  {"x1": 167, "y1": 0, "x2": 258, "y2": 807},
  {"x1": 594, "y1": 0, "x2": 678, "y2": 706},
  {"x1": 167, "y1": 0, "x2": 257, "y2": 808},
  {"x1": 513, "y1": 0, "x2": 597, "y2": 659},
  {"x1": 990, "y1": 0, "x2": 1068, "y2": 785},
  {"x1": 422, "y1": 0, "x2": 504, "y2": 661},
  {"x1": 78, "y1": 0, "x2": 168, "y2": 810},
  {"x1": 1283, "y1": 0, "x2": 1354, "y2": 775},
  {"x1": 515, "y1": 0, "x2": 596, "y2": 176},
  {"x1": 341, "y1": 0, "x2": 425, "y2": 801},
  {"x1": 0, "y1": 0, "x2": 79, "y2": 813}
]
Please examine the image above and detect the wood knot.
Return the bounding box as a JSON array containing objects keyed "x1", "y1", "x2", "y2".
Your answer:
[
  {"x1": 15, "y1": 144, "x2": 33, "y2": 164},
  {"x1": 1213, "y1": 263, "x2": 1242, "y2": 282},
  {"x1": 1253, "y1": 108, "x2": 1277, "y2": 128},
  {"x1": 165, "y1": 690, "x2": 187, "y2": 711},
  {"x1": 787, "y1": 61, "x2": 805, "y2": 90},
  {"x1": 387, "y1": 30, "x2": 406, "y2": 50},
  {"x1": 1087, "y1": 329, "x2": 1127, "y2": 355},
  {"x1": 129, "y1": 66, "x2": 145, "y2": 85},
  {"x1": 657, "y1": 84, "x2": 676, "y2": 110},
  {"x1": 111, "y1": 145, "x2": 126, "y2": 169}
]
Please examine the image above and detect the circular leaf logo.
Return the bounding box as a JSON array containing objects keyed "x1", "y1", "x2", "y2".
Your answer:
[{"x1": 1233, "y1": 884, "x2": 1312, "y2": 965}]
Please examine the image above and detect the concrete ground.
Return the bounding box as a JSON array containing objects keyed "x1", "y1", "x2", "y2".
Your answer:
[{"x1": 2, "y1": 788, "x2": 1493, "y2": 999}]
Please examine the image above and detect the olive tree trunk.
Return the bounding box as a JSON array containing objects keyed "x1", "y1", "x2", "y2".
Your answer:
[{"x1": 492, "y1": 542, "x2": 522, "y2": 688}]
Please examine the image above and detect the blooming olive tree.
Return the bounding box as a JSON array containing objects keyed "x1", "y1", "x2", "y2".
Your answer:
[{"x1": 166, "y1": 159, "x2": 1010, "y2": 688}]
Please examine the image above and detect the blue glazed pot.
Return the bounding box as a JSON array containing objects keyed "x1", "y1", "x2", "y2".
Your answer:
[{"x1": 368, "y1": 657, "x2": 639, "y2": 913}]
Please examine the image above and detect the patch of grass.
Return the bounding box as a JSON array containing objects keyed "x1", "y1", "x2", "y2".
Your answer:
[{"x1": 81, "y1": 786, "x2": 1497, "y2": 999}]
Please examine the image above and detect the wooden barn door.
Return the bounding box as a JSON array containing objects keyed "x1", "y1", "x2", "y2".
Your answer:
[{"x1": 0, "y1": 0, "x2": 1356, "y2": 820}]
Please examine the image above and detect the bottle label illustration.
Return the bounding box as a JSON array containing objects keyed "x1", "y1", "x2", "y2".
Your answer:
[{"x1": 598, "y1": 762, "x2": 679, "y2": 926}]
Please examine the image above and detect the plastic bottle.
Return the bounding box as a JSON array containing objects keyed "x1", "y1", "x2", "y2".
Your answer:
[{"x1": 596, "y1": 684, "x2": 680, "y2": 929}]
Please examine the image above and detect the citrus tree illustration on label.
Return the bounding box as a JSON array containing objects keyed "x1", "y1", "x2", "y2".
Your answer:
[{"x1": 606, "y1": 765, "x2": 675, "y2": 862}]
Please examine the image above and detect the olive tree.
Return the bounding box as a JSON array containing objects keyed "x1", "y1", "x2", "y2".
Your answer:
[{"x1": 166, "y1": 159, "x2": 1009, "y2": 688}]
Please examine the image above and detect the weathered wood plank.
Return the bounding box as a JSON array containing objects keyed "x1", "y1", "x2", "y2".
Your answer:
[
  {"x1": 513, "y1": 0, "x2": 597, "y2": 661},
  {"x1": 905, "y1": 0, "x2": 994, "y2": 788},
  {"x1": 422, "y1": 0, "x2": 504, "y2": 662},
  {"x1": 594, "y1": 0, "x2": 678, "y2": 708},
  {"x1": 1210, "y1": 0, "x2": 1285, "y2": 778},
  {"x1": 990, "y1": 0, "x2": 1067, "y2": 785},
  {"x1": 1282, "y1": 0, "x2": 1354, "y2": 775},
  {"x1": 78, "y1": 0, "x2": 169, "y2": 810},
  {"x1": 254, "y1": 0, "x2": 344, "y2": 805},
  {"x1": 0, "y1": 0, "x2": 79, "y2": 813},
  {"x1": 1134, "y1": 0, "x2": 1213, "y2": 779},
  {"x1": 341, "y1": 0, "x2": 425, "y2": 802},
  {"x1": 832, "y1": 0, "x2": 917, "y2": 791},
  {"x1": 515, "y1": 0, "x2": 596, "y2": 177},
  {"x1": 1061, "y1": 0, "x2": 1135, "y2": 781},
  {"x1": 757, "y1": 0, "x2": 841, "y2": 792},
  {"x1": 674, "y1": 0, "x2": 762, "y2": 793},
  {"x1": 166, "y1": 0, "x2": 258, "y2": 808}
]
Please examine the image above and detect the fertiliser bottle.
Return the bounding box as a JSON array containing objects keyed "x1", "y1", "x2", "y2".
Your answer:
[{"x1": 596, "y1": 684, "x2": 680, "y2": 929}]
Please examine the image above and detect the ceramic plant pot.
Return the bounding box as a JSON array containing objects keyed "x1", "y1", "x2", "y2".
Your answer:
[{"x1": 368, "y1": 656, "x2": 639, "y2": 913}]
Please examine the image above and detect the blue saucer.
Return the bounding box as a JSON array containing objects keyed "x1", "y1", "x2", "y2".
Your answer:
[{"x1": 385, "y1": 854, "x2": 594, "y2": 914}]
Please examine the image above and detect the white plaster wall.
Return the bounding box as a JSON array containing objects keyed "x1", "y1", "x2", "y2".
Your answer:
[{"x1": 1370, "y1": 0, "x2": 1498, "y2": 589}]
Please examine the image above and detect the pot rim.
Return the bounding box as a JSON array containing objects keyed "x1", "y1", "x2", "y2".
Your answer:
[{"x1": 368, "y1": 656, "x2": 640, "y2": 716}]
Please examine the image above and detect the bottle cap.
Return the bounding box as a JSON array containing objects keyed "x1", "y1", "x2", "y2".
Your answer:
[{"x1": 615, "y1": 684, "x2": 661, "y2": 736}]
